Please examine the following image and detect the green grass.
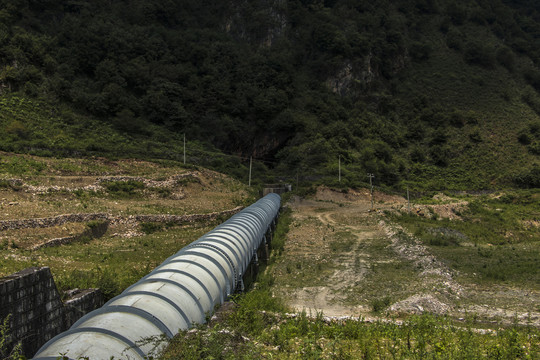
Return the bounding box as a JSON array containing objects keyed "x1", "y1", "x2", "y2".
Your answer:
[
  {"x1": 0, "y1": 155, "x2": 47, "y2": 176},
  {"x1": 103, "y1": 180, "x2": 146, "y2": 198},
  {"x1": 344, "y1": 237, "x2": 423, "y2": 308},
  {"x1": 329, "y1": 231, "x2": 356, "y2": 253},
  {"x1": 0, "y1": 222, "x2": 217, "y2": 301},
  {"x1": 162, "y1": 281, "x2": 540, "y2": 359},
  {"x1": 391, "y1": 191, "x2": 540, "y2": 288},
  {"x1": 50, "y1": 223, "x2": 216, "y2": 300}
]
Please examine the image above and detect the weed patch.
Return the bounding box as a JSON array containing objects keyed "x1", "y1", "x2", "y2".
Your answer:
[
  {"x1": 329, "y1": 231, "x2": 356, "y2": 252},
  {"x1": 162, "y1": 304, "x2": 540, "y2": 359},
  {"x1": 140, "y1": 222, "x2": 164, "y2": 235},
  {"x1": 103, "y1": 180, "x2": 145, "y2": 198}
]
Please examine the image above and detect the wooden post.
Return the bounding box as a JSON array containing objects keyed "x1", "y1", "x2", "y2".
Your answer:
[
  {"x1": 407, "y1": 185, "x2": 410, "y2": 213},
  {"x1": 367, "y1": 173, "x2": 374, "y2": 209},
  {"x1": 248, "y1": 156, "x2": 252, "y2": 187},
  {"x1": 339, "y1": 155, "x2": 341, "y2": 182}
]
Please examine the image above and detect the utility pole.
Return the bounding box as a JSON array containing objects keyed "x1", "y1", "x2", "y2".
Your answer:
[
  {"x1": 248, "y1": 156, "x2": 252, "y2": 187},
  {"x1": 367, "y1": 173, "x2": 374, "y2": 209},
  {"x1": 183, "y1": 133, "x2": 186, "y2": 165},
  {"x1": 338, "y1": 155, "x2": 341, "y2": 182},
  {"x1": 407, "y1": 185, "x2": 410, "y2": 213}
]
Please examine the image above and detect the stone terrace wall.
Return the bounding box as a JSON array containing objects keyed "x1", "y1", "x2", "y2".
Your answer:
[
  {"x1": 0, "y1": 213, "x2": 109, "y2": 231},
  {"x1": 0, "y1": 267, "x2": 103, "y2": 358},
  {"x1": 0, "y1": 206, "x2": 244, "y2": 232}
]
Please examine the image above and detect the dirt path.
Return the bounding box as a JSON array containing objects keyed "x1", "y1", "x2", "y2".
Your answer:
[
  {"x1": 273, "y1": 189, "x2": 399, "y2": 317},
  {"x1": 270, "y1": 187, "x2": 540, "y2": 327}
]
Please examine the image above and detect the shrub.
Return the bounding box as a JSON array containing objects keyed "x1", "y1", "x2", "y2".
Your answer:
[
  {"x1": 430, "y1": 145, "x2": 450, "y2": 167},
  {"x1": 370, "y1": 296, "x2": 392, "y2": 312},
  {"x1": 513, "y1": 166, "x2": 540, "y2": 188},
  {"x1": 518, "y1": 131, "x2": 531, "y2": 145},
  {"x1": 496, "y1": 47, "x2": 516, "y2": 71},
  {"x1": 528, "y1": 141, "x2": 540, "y2": 155},
  {"x1": 447, "y1": 2, "x2": 468, "y2": 25},
  {"x1": 469, "y1": 129, "x2": 482, "y2": 143},
  {"x1": 103, "y1": 180, "x2": 145, "y2": 197},
  {"x1": 0, "y1": 315, "x2": 24, "y2": 360},
  {"x1": 140, "y1": 222, "x2": 163, "y2": 234},
  {"x1": 4, "y1": 121, "x2": 30, "y2": 139},
  {"x1": 524, "y1": 68, "x2": 540, "y2": 91},
  {"x1": 87, "y1": 220, "x2": 107, "y2": 229},
  {"x1": 0, "y1": 180, "x2": 22, "y2": 191},
  {"x1": 464, "y1": 42, "x2": 496, "y2": 68},
  {"x1": 522, "y1": 87, "x2": 540, "y2": 115},
  {"x1": 409, "y1": 41, "x2": 432, "y2": 61},
  {"x1": 446, "y1": 28, "x2": 465, "y2": 50}
]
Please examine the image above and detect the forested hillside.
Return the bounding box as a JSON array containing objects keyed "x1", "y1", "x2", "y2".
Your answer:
[{"x1": 0, "y1": 0, "x2": 539, "y2": 189}]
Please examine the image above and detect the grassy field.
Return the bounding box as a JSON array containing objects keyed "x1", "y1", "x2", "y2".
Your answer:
[
  {"x1": 390, "y1": 190, "x2": 540, "y2": 289},
  {"x1": 0, "y1": 152, "x2": 253, "y2": 300}
]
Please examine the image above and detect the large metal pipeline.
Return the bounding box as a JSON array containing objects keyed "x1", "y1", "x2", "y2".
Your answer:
[{"x1": 32, "y1": 193, "x2": 281, "y2": 360}]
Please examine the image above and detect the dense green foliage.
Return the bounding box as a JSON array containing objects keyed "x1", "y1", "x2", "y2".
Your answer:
[{"x1": 1, "y1": 0, "x2": 539, "y2": 188}]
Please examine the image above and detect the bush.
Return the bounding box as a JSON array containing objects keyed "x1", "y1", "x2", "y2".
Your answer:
[
  {"x1": 0, "y1": 179, "x2": 22, "y2": 191},
  {"x1": 524, "y1": 68, "x2": 540, "y2": 91},
  {"x1": 140, "y1": 222, "x2": 163, "y2": 234},
  {"x1": 446, "y1": 28, "x2": 464, "y2": 50},
  {"x1": 529, "y1": 141, "x2": 540, "y2": 155},
  {"x1": 522, "y1": 87, "x2": 540, "y2": 115},
  {"x1": 370, "y1": 296, "x2": 392, "y2": 312},
  {"x1": 0, "y1": 315, "x2": 24, "y2": 360},
  {"x1": 464, "y1": 42, "x2": 496, "y2": 68},
  {"x1": 4, "y1": 121, "x2": 30, "y2": 139},
  {"x1": 447, "y1": 2, "x2": 468, "y2": 25},
  {"x1": 513, "y1": 166, "x2": 540, "y2": 188},
  {"x1": 496, "y1": 47, "x2": 515, "y2": 71},
  {"x1": 103, "y1": 180, "x2": 145, "y2": 197},
  {"x1": 409, "y1": 41, "x2": 433, "y2": 61},
  {"x1": 430, "y1": 145, "x2": 450, "y2": 167},
  {"x1": 518, "y1": 131, "x2": 531, "y2": 145}
]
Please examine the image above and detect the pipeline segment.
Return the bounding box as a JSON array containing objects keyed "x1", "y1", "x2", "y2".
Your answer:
[{"x1": 33, "y1": 193, "x2": 281, "y2": 360}]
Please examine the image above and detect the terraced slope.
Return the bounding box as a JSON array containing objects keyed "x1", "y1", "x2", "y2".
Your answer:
[{"x1": 0, "y1": 153, "x2": 252, "y2": 299}]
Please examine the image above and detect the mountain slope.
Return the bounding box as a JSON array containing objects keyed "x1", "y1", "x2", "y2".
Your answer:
[{"x1": 0, "y1": 0, "x2": 539, "y2": 189}]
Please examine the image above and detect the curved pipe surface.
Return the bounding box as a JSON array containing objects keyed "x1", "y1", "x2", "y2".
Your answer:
[{"x1": 33, "y1": 193, "x2": 281, "y2": 360}]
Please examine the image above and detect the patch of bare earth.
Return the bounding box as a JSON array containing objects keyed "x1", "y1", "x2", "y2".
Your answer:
[{"x1": 271, "y1": 187, "x2": 540, "y2": 327}]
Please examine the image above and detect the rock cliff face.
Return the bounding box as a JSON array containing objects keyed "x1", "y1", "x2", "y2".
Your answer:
[
  {"x1": 225, "y1": 0, "x2": 288, "y2": 46},
  {"x1": 326, "y1": 50, "x2": 409, "y2": 96}
]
